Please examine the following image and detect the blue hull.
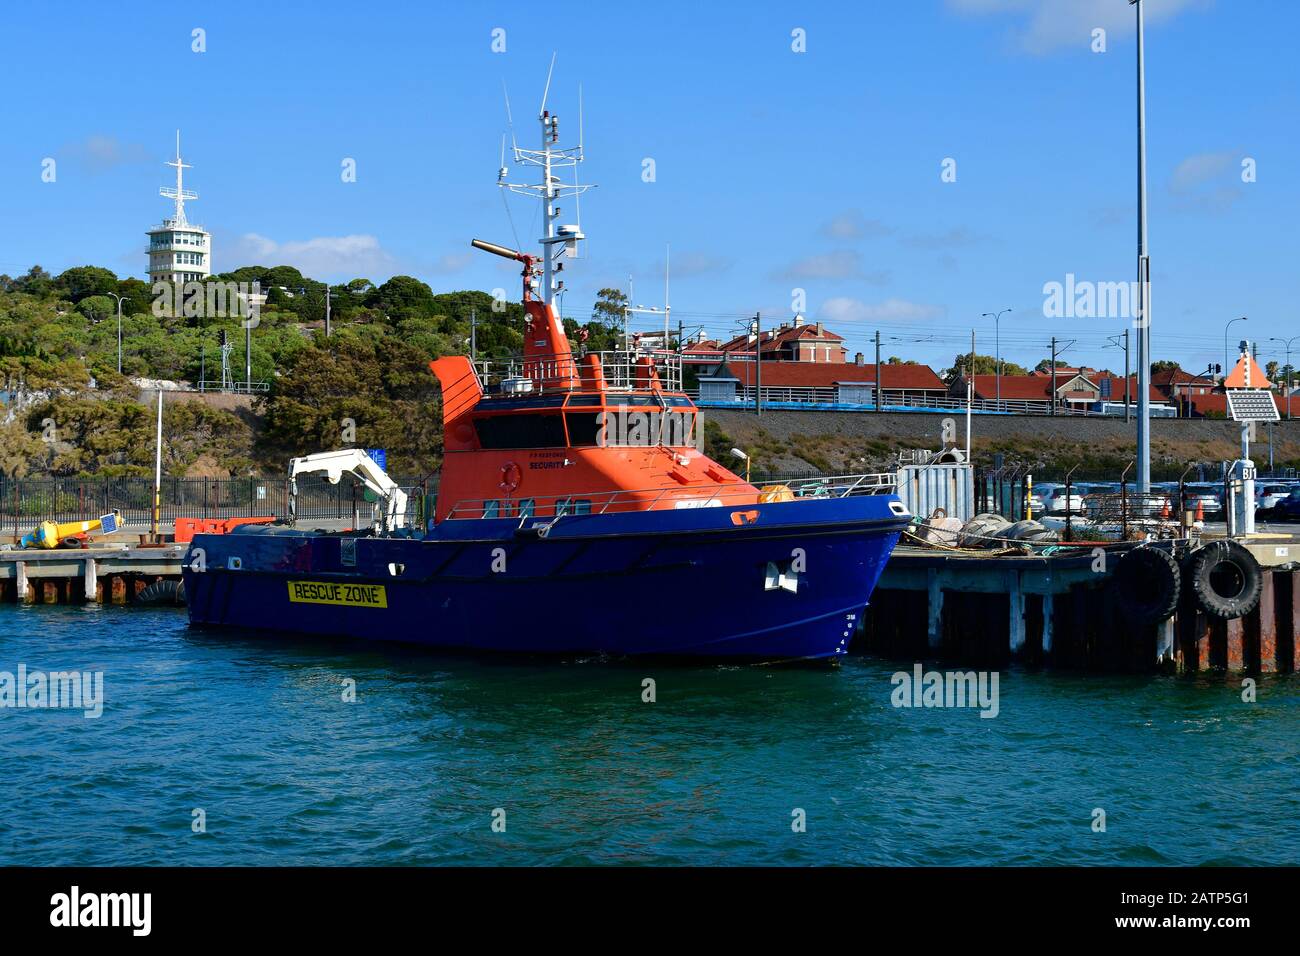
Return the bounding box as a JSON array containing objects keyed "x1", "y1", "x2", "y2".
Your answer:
[{"x1": 182, "y1": 496, "x2": 908, "y2": 662}]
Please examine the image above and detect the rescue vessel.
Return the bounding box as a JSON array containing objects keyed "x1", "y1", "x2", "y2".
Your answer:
[{"x1": 182, "y1": 79, "x2": 910, "y2": 661}]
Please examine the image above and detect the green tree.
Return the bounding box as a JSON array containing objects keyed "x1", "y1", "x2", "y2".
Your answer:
[
  {"x1": 55, "y1": 266, "x2": 119, "y2": 301},
  {"x1": 942, "y1": 352, "x2": 1027, "y2": 385}
]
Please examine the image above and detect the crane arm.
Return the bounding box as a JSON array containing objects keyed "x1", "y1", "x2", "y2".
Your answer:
[{"x1": 288, "y1": 449, "x2": 408, "y2": 531}]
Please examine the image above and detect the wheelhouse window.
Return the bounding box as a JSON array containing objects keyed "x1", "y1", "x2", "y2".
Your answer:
[{"x1": 473, "y1": 414, "x2": 567, "y2": 449}]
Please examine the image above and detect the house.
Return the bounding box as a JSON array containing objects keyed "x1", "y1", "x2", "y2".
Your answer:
[
  {"x1": 686, "y1": 316, "x2": 848, "y2": 367},
  {"x1": 1152, "y1": 366, "x2": 1217, "y2": 401},
  {"x1": 952, "y1": 372, "x2": 1166, "y2": 411},
  {"x1": 696, "y1": 355, "x2": 947, "y2": 407}
]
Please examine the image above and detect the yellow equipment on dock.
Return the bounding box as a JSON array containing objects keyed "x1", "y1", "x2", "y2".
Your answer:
[{"x1": 19, "y1": 511, "x2": 122, "y2": 550}]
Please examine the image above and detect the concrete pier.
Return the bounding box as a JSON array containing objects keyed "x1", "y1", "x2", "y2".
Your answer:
[
  {"x1": 0, "y1": 546, "x2": 186, "y2": 605},
  {"x1": 858, "y1": 543, "x2": 1300, "y2": 674}
]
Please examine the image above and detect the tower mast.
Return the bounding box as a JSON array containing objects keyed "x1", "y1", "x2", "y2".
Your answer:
[
  {"x1": 161, "y1": 130, "x2": 196, "y2": 227},
  {"x1": 499, "y1": 57, "x2": 593, "y2": 305}
]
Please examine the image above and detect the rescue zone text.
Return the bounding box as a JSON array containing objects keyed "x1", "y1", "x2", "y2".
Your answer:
[{"x1": 287, "y1": 581, "x2": 388, "y2": 608}]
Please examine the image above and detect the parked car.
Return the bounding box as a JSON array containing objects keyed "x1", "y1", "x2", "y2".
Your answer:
[
  {"x1": 1182, "y1": 484, "x2": 1223, "y2": 516},
  {"x1": 1271, "y1": 489, "x2": 1300, "y2": 522},
  {"x1": 1257, "y1": 484, "x2": 1293, "y2": 513},
  {"x1": 1039, "y1": 485, "x2": 1086, "y2": 514}
]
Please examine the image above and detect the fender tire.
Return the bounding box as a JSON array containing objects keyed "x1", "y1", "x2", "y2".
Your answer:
[
  {"x1": 1183, "y1": 541, "x2": 1261, "y2": 620},
  {"x1": 1111, "y1": 546, "x2": 1181, "y2": 625},
  {"x1": 136, "y1": 578, "x2": 186, "y2": 606}
]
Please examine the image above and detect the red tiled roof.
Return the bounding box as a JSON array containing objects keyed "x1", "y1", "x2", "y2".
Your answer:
[
  {"x1": 716, "y1": 321, "x2": 845, "y2": 355},
  {"x1": 967, "y1": 374, "x2": 1163, "y2": 402},
  {"x1": 1152, "y1": 367, "x2": 1215, "y2": 387},
  {"x1": 968, "y1": 375, "x2": 1054, "y2": 400},
  {"x1": 1090, "y1": 375, "x2": 1165, "y2": 403},
  {"x1": 715, "y1": 361, "x2": 946, "y2": 390}
]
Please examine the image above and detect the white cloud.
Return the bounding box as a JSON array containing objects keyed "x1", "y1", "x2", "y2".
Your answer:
[
  {"x1": 820, "y1": 210, "x2": 894, "y2": 240},
  {"x1": 1169, "y1": 150, "x2": 1235, "y2": 192},
  {"x1": 651, "y1": 252, "x2": 731, "y2": 279},
  {"x1": 947, "y1": 0, "x2": 1212, "y2": 55},
  {"x1": 901, "y1": 227, "x2": 985, "y2": 250},
  {"x1": 64, "y1": 134, "x2": 151, "y2": 173},
  {"x1": 1169, "y1": 150, "x2": 1244, "y2": 213},
  {"x1": 776, "y1": 250, "x2": 890, "y2": 283},
  {"x1": 226, "y1": 233, "x2": 396, "y2": 279},
  {"x1": 427, "y1": 252, "x2": 474, "y2": 274},
  {"x1": 820, "y1": 296, "x2": 946, "y2": 323}
]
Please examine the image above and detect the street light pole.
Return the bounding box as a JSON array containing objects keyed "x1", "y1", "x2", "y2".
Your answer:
[
  {"x1": 1270, "y1": 335, "x2": 1299, "y2": 419},
  {"x1": 107, "y1": 292, "x2": 126, "y2": 373},
  {"x1": 1225, "y1": 316, "x2": 1247, "y2": 380},
  {"x1": 982, "y1": 309, "x2": 1011, "y2": 409},
  {"x1": 1132, "y1": 0, "x2": 1152, "y2": 494}
]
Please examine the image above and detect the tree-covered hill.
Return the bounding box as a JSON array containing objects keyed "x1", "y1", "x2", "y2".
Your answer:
[{"x1": 0, "y1": 264, "x2": 624, "y2": 478}]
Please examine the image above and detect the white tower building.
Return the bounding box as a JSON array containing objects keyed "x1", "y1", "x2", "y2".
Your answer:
[{"x1": 146, "y1": 131, "x2": 211, "y2": 285}]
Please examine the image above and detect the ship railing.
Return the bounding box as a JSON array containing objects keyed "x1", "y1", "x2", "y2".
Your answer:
[
  {"x1": 444, "y1": 472, "x2": 896, "y2": 520},
  {"x1": 476, "y1": 350, "x2": 684, "y2": 395}
]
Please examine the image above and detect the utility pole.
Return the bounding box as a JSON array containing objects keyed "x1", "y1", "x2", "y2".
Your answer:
[
  {"x1": 470, "y1": 307, "x2": 477, "y2": 362},
  {"x1": 245, "y1": 320, "x2": 252, "y2": 393},
  {"x1": 754, "y1": 312, "x2": 762, "y2": 417},
  {"x1": 874, "y1": 329, "x2": 882, "y2": 412},
  {"x1": 1133, "y1": 0, "x2": 1152, "y2": 494},
  {"x1": 966, "y1": 329, "x2": 974, "y2": 461},
  {"x1": 1050, "y1": 337, "x2": 1058, "y2": 416},
  {"x1": 1124, "y1": 328, "x2": 1131, "y2": 422},
  {"x1": 325, "y1": 287, "x2": 332, "y2": 337}
]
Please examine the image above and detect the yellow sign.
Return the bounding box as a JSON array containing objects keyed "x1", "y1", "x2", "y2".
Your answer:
[{"x1": 287, "y1": 580, "x2": 387, "y2": 608}]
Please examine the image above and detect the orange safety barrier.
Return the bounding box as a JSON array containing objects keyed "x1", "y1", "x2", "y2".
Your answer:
[{"x1": 174, "y1": 515, "x2": 275, "y2": 544}]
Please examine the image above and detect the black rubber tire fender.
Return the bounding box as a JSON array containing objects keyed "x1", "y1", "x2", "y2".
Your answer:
[
  {"x1": 1111, "y1": 546, "x2": 1181, "y2": 625},
  {"x1": 136, "y1": 578, "x2": 186, "y2": 606},
  {"x1": 1184, "y1": 541, "x2": 1262, "y2": 620}
]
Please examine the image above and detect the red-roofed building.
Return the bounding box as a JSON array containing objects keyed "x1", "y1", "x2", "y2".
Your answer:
[
  {"x1": 950, "y1": 372, "x2": 1168, "y2": 412},
  {"x1": 697, "y1": 356, "x2": 947, "y2": 407},
  {"x1": 1151, "y1": 366, "x2": 1216, "y2": 401},
  {"x1": 686, "y1": 317, "x2": 848, "y2": 366}
]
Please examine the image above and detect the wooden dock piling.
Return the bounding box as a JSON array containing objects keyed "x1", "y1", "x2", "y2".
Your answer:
[{"x1": 859, "y1": 544, "x2": 1300, "y2": 674}]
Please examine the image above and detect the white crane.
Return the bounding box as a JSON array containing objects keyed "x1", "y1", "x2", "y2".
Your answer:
[{"x1": 288, "y1": 449, "x2": 409, "y2": 533}]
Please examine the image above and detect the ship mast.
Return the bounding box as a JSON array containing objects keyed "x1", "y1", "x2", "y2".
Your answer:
[{"x1": 499, "y1": 57, "x2": 593, "y2": 305}]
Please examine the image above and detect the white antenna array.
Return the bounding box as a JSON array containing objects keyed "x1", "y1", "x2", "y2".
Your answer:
[
  {"x1": 497, "y1": 55, "x2": 594, "y2": 305},
  {"x1": 159, "y1": 129, "x2": 197, "y2": 226}
]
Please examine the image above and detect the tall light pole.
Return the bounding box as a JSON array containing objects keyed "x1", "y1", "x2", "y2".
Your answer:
[
  {"x1": 1270, "y1": 335, "x2": 1299, "y2": 419},
  {"x1": 982, "y1": 309, "x2": 1011, "y2": 407},
  {"x1": 1132, "y1": 0, "x2": 1152, "y2": 494},
  {"x1": 107, "y1": 292, "x2": 127, "y2": 373},
  {"x1": 1224, "y1": 316, "x2": 1247, "y2": 380}
]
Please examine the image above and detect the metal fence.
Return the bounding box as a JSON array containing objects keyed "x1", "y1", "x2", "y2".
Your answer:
[{"x1": 0, "y1": 475, "x2": 430, "y2": 533}]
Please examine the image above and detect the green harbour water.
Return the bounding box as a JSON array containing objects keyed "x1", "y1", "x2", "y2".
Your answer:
[{"x1": 0, "y1": 603, "x2": 1297, "y2": 866}]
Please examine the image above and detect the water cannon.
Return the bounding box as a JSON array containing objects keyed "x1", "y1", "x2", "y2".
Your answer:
[{"x1": 471, "y1": 237, "x2": 529, "y2": 263}]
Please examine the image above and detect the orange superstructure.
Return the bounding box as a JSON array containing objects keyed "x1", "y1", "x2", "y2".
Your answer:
[{"x1": 429, "y1": 245, "x2": 754, "y2": 523}]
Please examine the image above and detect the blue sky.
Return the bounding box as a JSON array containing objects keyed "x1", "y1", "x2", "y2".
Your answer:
[{"x1": 1, "y1": 0, "x2": 1296, "y2": 375}]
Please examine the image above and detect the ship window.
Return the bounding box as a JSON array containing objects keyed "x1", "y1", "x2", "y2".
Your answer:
[
  {"x1": 565, "y1": 411, "x2": 696, "y2": 447},
  {"x1": 518, "y1": 499, "x2": 535, "y2": 518},
  {"x1": 484, "y1": 500, "x2": 501, "y2": 518},
  {"x1": 474, "y1": 414, "x2": 567, "y2": 449},
  {"x1": 565, "y1": 413, "x2": 602, "y2": 446},
  {"x1": 557, "y1": 498, "x2": 592, "y2": 516}
]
